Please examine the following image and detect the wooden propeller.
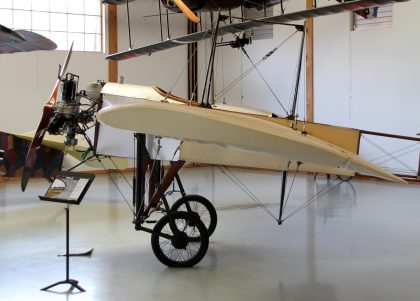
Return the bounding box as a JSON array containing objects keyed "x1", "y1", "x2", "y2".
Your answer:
[
  {"x1": 21, "y1": 42, "x2": 74, "y2": 192},
  {"x1": 172, "y1": 0, "x2": 200, "y2": 23}
]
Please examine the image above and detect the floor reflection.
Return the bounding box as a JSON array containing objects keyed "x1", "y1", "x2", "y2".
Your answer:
[
  {"x1": 314, "y1": 177, "x2": 357, "y2": 223},
  {"x1": 278, "y1": 281, "x2": 337, "y2": 301},
  {"x1": 1, "y1": 169, "x2": 420, "y2": 301}
]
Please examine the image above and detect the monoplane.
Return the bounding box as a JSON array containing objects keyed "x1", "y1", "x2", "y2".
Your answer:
[{"x1": 20, "y1": 0, "x2": 412, "y2": 268}]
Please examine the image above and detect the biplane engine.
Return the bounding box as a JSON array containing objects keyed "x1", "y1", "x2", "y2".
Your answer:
[{"x1": 47, "y1": 74, "x2": 101, "y2": 146}]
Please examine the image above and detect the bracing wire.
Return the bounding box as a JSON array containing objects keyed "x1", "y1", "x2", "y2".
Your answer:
[
  {"x1": 361, "y1": 136, "x2": 418, "y2": 174},
  {"x1": 165, "y1": 31, "x2": 212, "y2": 100},
  {"x1": 218, "y1": 166, "x2": 279, "y2": 222},
  {"x1": 108, "y1": 156, "x2": 133, "y2": 189},
  {"x1": 370, "y1": 142, "x2": 420, "y2": 163},
  {"x1": 282, "y1": 178, "x2": 344, "y2": 222},
  {"x1": 365, "y1": 139, "x2": 420, "y2": 166},
  {"x1": 218, "y1": 165, "x2": 345, "y2": 225},
  {"x1": 240, "y1": 47, "x2": 288, "y2": 115},
  {"x1": 166, "y1": 11, "x2": 224, "y2": 102},
  {"x1": 375, "y1": 147, "x2": 420, "y2": 171},
  {"x1": 130, "y1": 0, "x2": 165, "y2": 44},
  {"x1": 97, "y1": 157, "x2": 135, "y2": 215},
  {"x1": 215, "y1": 31, "x2": 298, "y2": 104}
]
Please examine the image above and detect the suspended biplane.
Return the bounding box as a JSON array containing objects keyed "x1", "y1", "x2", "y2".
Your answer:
[
  {"x1": 103, "y1": 0, "x2": 385, "y2": 24},
  {"x1": 20, "y1": 0, "x2": 412, "y2": 268},
  {"x1": 104, "y1": 0, "x2": 410, "y2": 60}
]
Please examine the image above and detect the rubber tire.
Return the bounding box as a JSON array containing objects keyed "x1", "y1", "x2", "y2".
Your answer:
[
  {"x1": 171, "y1": 194, "x2": 217, "y2": 237},
  {"x1": 337, "y1": 175, "x2": 353, "y2": 182},
  {"x1": 151, "y1": 211, "x2": 209, "y2": 267}
]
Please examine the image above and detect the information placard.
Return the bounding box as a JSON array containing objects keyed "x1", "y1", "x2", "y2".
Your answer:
[{"x1": 39, "y1": 171, "x2": 95, "y2": 205}]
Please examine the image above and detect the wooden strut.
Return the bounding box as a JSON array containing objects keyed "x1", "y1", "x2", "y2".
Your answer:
[
  {"x1": 133, "y1": 133, "x2": 185, "y2": 225},
  {"x1": 147, "y1": 161, "x2": 185, "y2": 211},
  {"x1": 188, "y1": 20, "x2": 198, "y2": 102},
  {"x1": 107, "y1": 4, "x2": 118, "y2": 83},
  {"x1": 306, "y1": 0, "x2": 314, "y2": 122}
]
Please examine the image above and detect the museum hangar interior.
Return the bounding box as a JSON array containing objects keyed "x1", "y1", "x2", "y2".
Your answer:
[{"x1": 1, "y1": 1, "x2": 420, "y2": 300}]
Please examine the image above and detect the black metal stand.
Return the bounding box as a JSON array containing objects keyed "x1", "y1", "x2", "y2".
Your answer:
[
  {"x1": 278, "y1": 171, "x2": 288, "y2": 225},
  {"x1": 41, "y1": 206, "x2": 85, "y2": 292}
]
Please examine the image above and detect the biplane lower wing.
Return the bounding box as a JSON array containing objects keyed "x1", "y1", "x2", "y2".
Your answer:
[
  {"x1": 106, "y1": 0, "x2": 410, "y2": 60},
  {"x1": 97, "y1": 101, "x2": 405, "y2": 183},
  {"x1": 16, "y1": 131, "x2": 129, "y2": 170}
]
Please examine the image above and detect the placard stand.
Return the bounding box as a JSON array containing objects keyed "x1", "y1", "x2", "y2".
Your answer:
[
  {"x1": 39, "y1": 171, "x2": 95, "y2": 293},
  {"x1": 41, "y1": 205, "x2": 85, "y2": 292}
]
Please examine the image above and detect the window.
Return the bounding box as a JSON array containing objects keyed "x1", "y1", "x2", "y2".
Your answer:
[{"x1": 0, "y1": 0, "x2": 102, "y2": 52}]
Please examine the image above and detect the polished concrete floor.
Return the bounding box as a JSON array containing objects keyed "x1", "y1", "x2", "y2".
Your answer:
[{"x1": 1, "y1": 167, "x2": 420, "y2": 301}]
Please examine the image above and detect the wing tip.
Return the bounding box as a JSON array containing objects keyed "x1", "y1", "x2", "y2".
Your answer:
[{"x1": 21, "y1": 170, "x2": 30, "y2": 192}]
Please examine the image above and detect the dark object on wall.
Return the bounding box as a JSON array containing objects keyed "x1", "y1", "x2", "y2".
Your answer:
[
  {"x1": 0, "y1": 131, "x2": 63, "y2": 179},
  {"x1": 0, "y1": 24, "x2": 57, "y2": 54}
]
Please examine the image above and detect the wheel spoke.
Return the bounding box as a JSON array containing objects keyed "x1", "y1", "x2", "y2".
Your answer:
[
  {"x1": 171, "y1": 196, "x2": 217, "y2": 237},
  {"x1": 151, "y1": 211, "x2": 209, "y2": 267}
]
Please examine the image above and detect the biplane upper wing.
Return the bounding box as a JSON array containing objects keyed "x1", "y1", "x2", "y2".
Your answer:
[
  {"x1": 0, "y1": 24, "x2": 57, "y2": 54},
  {"x1": 106, "y1": 0, "x2": 409, "y2": 61}
]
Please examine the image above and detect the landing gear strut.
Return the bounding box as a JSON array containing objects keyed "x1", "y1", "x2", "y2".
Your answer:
[{"x1": 133, "y1": 133, "x2": 217, "y2": 267}]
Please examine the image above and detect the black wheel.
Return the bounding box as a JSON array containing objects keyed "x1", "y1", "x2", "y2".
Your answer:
[
  {"x1": 337, "y1": 175, "x2": 353, "y2": 182},
  {"x1": 171, "y1": 195, "x2": 217, "y2": 237},
  {"x1": 151, "y1": 211, "x2": 209, "y2": 267}
]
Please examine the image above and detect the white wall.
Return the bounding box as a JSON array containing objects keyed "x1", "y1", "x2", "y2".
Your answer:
[{"x1": 314, "y1": 0, "x2": 420, "y2": 136}]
